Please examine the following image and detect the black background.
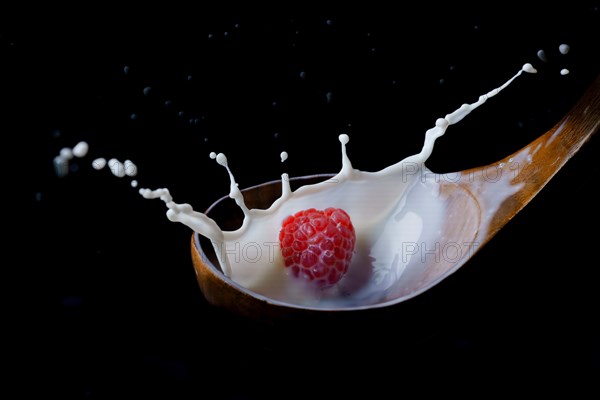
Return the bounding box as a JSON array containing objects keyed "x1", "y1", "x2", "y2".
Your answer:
[{"x1": 7, "y1": 3, "x2": 600, "y2": 398}]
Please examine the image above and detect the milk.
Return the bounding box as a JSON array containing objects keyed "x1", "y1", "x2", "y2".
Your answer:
[{"x1": 134, "y1": 63, "x2": 538, "y2": 308}]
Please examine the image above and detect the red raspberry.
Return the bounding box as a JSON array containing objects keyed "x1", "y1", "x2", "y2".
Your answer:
[{"x1": 278, "y1": 207, "x2": 356, "y2": 288}]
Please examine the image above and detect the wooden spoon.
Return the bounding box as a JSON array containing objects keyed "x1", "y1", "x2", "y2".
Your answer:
[{"x1": 191, "y1": 74, "x2": 600, "y2": 320}]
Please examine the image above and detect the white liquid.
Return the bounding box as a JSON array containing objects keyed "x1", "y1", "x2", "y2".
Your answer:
[
  {"x1": 124, "y1": 160, "x2": 138, "y2": 177},
  {"x1": 560, "y1": 68, "x2": 570, "y2": 76},
  {"x1": 559, "y1": 44, "x2": 570, "y2": 55},
  {"x1": 108, "y1": 158, "x2": 126, "y2": 178},
  {"x1": 60, "y1": 148, "x2": 74, "y2": 160},
  {"x1": 91, "y1": 156, "x2": 138, "y2": 187},
  {"x1": 92, "y1": 158, "x2": 107, "y2": 170},
  {"x1": 139, "y1": 64, "x2": 537, "y2": 308},
  {"x1": 72, "y1": 141, "x2": 89, "y2": 158},
  {"x1": 53, "y1": 141, "x2": 89, "y2": 177},
  {"x1": 537, "y1": 49, "x2": 547, "y2": 62}
]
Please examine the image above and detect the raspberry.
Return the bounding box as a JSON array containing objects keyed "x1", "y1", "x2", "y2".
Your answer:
[{"x1": 278, "y1": 207, "x2": 356, "y2": 288}]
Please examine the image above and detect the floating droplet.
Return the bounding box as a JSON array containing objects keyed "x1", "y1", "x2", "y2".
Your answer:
[
  {"x1": 92, "y1": 158, "x2": 107, "y2": 170},
  {"x1": 72, "y1": 141, "x2": 89, "y2": 158},
  {"x1": 537, "y1": 49, "x2": 548, "y2": 62},
  {"x1": 124, "y1": 160, "x2": 138, "y2": 177},
  {"x1": 108, "y1": 158, "x2": 125, "y2": 178},
  {"x1": 60, "y1": 148, "x2": 73, "y2": 160},
  {"x1": 53, "y1": 156, "x2": 69, "y2": 178},
  {"x1": 522, "y1": 63, "x2": 537, "y2": 74}
]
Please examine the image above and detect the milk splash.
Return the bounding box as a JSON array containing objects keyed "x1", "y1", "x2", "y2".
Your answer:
[{"x1": 132, "y1": 63, "x2": 537, "y2": 308}]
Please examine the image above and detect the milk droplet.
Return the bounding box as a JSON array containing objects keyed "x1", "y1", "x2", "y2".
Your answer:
[
  {"x1": 560, "y1": 68, "x2": 570, "y2": 76},
  {"x1": 537, "y1": 49, "x2": 548, "y2": 62},
  {"x1": 559, "y1": 44, "x2": 570, "y2": 55},
  {"x1": 131, "y1": 180, "x2": 138, "y2": 188},
  {"x1": 72, "y1": 141, "x2": 89, "y2": 158},
  {"x1": 143, "y1": 87, "x2": 152, "y2": 96},
  {"x1": 522, "y1": 63, "x2": 537, "y2": 74},
  {"x1": 280, "y1": 152, "x2": 288, "y2": 162},
  {"x1": 53, "y1": 156, "x2": 69, "y2": 178},
  {"x1": 92, "y1": 158, "x2": 107, "y2": 170},
  {"x1": 60, "y1": 148, "x2": 74, "y2": 160},
  {"x1": 215, "y1": 153, "x2": 227, "y2": 167},
  {"x1": 108, "y1": 158, "x2": 126, "y2": 178},
  {"x1": 124, "y1": 160, "x2": 137, "y2": 177}
]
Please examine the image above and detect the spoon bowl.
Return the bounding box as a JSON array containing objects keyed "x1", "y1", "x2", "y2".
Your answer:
[{"x1": 191, "y1": 74, "x2": 600, "y2": 319}]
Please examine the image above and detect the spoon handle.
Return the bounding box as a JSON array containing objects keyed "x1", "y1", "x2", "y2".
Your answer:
[
  {"x1": 516, "y1": 74, "x2": 600, "y2": 186},
  {"x1": 550, "y1": 74, "x2": 600, "y2": 159},
  {"x1": 460, "y1": 74, "x2": 600, "y2": 241}
]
